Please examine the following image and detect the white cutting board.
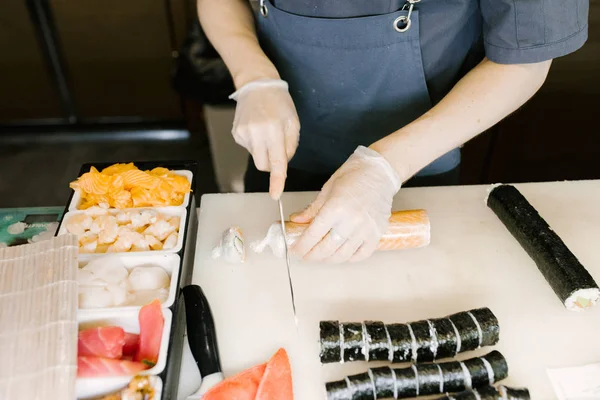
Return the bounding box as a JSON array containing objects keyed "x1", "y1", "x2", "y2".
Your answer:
[{"x1": 190, "y1": 180, "x2": 600, "y2": 399}]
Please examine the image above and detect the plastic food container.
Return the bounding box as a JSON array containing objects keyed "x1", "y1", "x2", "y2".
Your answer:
[{"x1": 68, "y1": 170, "x2": 194, "y2": 211}]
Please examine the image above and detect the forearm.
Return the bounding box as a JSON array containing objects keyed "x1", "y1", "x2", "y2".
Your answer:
[
  {"x1": 370, "y1": 58, "x2": 552, "y2": 182},
  {"x1": 197, "y1": 0, "x2": 279, "y2": 88}
]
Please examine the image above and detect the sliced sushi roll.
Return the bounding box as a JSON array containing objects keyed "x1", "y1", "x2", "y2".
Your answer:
[
  {"x1": 325, "y1": 351, "x2": 509, "y2": 400},
  {"x1": 437, "y1": 385, "x2": 530, "y2": 400},
  {"x1": 211, "y1": 226, "x2": 245, "y2": 263},
  {"x1": 319, "y1": 307, "x2": 499, "y2": 364},
  {"x1": 487, "y1": 184, "x2": 600, "y2": 311}
]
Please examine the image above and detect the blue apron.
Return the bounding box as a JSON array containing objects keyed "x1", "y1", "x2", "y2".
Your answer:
[{"x1": 255, "y1": 0, "x2": 482, "y2": 178}]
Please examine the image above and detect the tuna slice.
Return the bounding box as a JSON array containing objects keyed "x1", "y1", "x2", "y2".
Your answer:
[
  {"x1": 203, "y1": 363, "x2": 267, "y2": 400},
  {"x1": 203, "y1": 348, "x2": 293, "y2": 400},
  {"x1": 78, "y1": 326, "x2": 126, "y2": 359},
  {"x1": 133, "y1": 299, "x2": 164, "y2": 366},
  {"x1": 123, "y1": 333, "x2": 140, "y2": 357},
  {"x1": 77, "y1": 356, "x2": 148, "y2": 378},
  {"x1": 256, "y1": 348, "x2": 293, "y2": 400}
]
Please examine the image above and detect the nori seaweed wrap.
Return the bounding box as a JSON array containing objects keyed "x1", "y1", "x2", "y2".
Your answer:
[
  {"x1": 463, "y1": 357, "x2": 491, "y2": 387},
  {"x1": 320, "y1": 320, "x2": 341, "y2": 363},
  {"x1": 430, "y1": 318, "x2": 458, "y2": 359},
  {"x1": 481, "y1": 350, "x2": 509, "y2": 382},
  {"x1": 387, "y1": 323, "x2": 413, "y2": 363},
  {"x1": 449, "y1": 311, "x2": 480, "y2": 351},
  {"x1": 343, "y1": 322, "x2": 366, "y2": 362},
  {"x1": 347, "y1": 372, "x2": 375, "y2": 400},
  {"x1": 469, "y1": 308, "x2": 500, "y2": 347},
  {"x1": 415, "y1": 364, "x2": 443, "y2": 395},
  {"x1": 410, "y1": 321, "x2": 436, "y2": 362},
  {"x1": 393, "y1": 367, "x2": 418, "y2": 398},
  {"x1": 370, "y1": 367, "x2": 394, "y2": 399},
  {"x1": 487, "y1": 184, "x2": 600, "y2": 311},
  {"x1": 326, "y1": 380, "x2": 350, "y2": 400},
  {"x1": 437, "y1": 385, "x2": 530, "y2": 400},
  {"x1": 364, "y1": 321, "x2": 390, "y2": 361},
  {"x1": 439, "y1": 361, "x2": 468, "y2": 392}
]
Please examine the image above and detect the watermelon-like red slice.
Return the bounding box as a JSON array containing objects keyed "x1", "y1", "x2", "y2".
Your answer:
[
  {"x1": 77, "y1": 356, "x2": 148, "y2": 377},
  {"x1": 122, "y1": 332, "x2": 140, "y2": 356},
  {"x1": 133, "y1": 299, "x2": 164, "y2": 367},
  {"x1": 78, "y1": 326, "x2": 126, "y2": 359}
]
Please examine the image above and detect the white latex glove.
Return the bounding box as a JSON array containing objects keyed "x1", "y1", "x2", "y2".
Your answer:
[
  {"x1": 289, "y1": 146, "x2": 401, "y2": 263},
  {"x1": 229, "y1": 79, "x2": 300, "y2": 200}
]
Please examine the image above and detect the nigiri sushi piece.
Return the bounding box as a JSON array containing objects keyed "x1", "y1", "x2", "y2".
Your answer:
[
  {"x1": 134, "y1": 300, "x2": 164, "y2": 367},
  {"x1": 251, "y1": 209, "x2": 430, "y2": 258},
  {"x1": 78, "y1": 326, "x2": 126, "y2": 359},
  {"x1": 212, "y1": 227, "x2": 245, "y2": 263},
  {"x1": 77, "y1": 356, "x2": 148, "y2": 377}
]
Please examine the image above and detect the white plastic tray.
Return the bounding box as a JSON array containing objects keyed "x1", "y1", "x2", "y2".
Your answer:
[
  {"x1": 76, "y1": 308, "x2": 172, "y2": 399},
  {"x1": 68, "y1": 169, "x2": 194, "y2": 211},
  {"x1": 58, "y1": 207, "x2": 188, "y2": 257},
  {"x1": 77, "y1": 375, "x2": 163, "y2": 400},
  {"x1": 78, "y1": 254, "x2": 181, "y2": 314}
]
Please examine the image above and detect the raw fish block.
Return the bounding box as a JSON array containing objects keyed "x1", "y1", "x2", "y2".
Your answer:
[
  {"x1": 251, "y1": 209, "x2": 430, "y2": 258},
  {"x1": 77, "y1": 356, "x2": 148, "y2": 377},
  {"x1": 134, "y1": 299, "x2": 164, "y2": 366},
  {"x1": 255, "y1": 348, "x2": 293, "y2": 400},
  {"x1": 487, "y1": 184, "x2": 600, "y2": 311},
  {"x1": 203, "y1": 363, "x2": 266, "y2": 400},
  {"x1": 78, "y1": 326, "x2": 126, "y2": 359},
  {"x1": 122, "y1": 333, "x2": 140, "y2": 356}
]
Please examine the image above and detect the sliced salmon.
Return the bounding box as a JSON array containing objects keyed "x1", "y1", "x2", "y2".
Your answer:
[
  {"x1": 101, "y1": 163, "x2": 137, "y2": 176},
  {"x1": 77, "y1": 356, "x2": 148, "y2": 378},
  {"x1": 120, "y1": 169, "x2": 161, "y2": 190},
  {"x1": 256, "y1": 348, "x2": 293, "y2": 400},
  {"x1": 122, "y1": 333, "x2": 140, "y2": 357},
  {"x1": 78, "y1": 326, "x2": 126, "y2": 359},
  {"x1": 203, "y1": 363, "x2": 267, "y2": 400},
  {"x1": 134, "y1": 299, "x2": 163, "y2": 367}
]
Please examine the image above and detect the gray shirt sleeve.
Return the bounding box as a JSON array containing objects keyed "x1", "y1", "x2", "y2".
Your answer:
[{"x1": 481, "y1": 0, "x2": 589, "y2": 64}]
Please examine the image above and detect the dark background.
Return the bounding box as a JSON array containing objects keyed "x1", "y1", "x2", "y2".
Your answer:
[{"x1": 0, "y1": 0, "x2": 599, "y2": 208}]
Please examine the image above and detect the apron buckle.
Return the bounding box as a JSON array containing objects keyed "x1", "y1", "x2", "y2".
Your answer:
[
  {"x1": 396, "y1": 0, "x2": 420, "y2": 32},
  {"x1": 260, "y1": 0, "x2": 268, "y2": 17}
]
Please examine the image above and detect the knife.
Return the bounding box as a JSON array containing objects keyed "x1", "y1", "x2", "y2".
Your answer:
[
  {"x1": 182, "y1": 285, "x2": 224, "y2": 399},
  {"x1": 278, "y1": 198, "x2": 298, "y2": 327}
]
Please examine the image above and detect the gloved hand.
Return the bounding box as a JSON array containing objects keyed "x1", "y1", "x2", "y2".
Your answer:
[
  {"x1": 229, "y1": 79, "x2": 300, "y2": 200},
  {"x1": 289, "y1": 146, "x2": 401, "y2": 263}
]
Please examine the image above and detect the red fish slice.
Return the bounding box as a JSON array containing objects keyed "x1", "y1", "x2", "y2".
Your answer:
[
  {"x1": 78, "y1": 326, "x2": 126, "y2": 359},
  {"x1": 122, "y1": 333, "x2": 140, "y2": 357},
  {"x1": 256, "y1": 348, "x2": 293, "y2": 400},
  {"x1": 134, "y1": 299, "x2": 164, "y2": 366},
  {"x1": 77, "y1": 356, "x2": 148, "y2": 378},
  {"x1": 202, "y1": 348, "x2": 293, "y2": 400}
]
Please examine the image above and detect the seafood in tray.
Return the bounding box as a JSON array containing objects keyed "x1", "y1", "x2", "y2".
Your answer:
[
  {"x1": 69, "y1": 163, "x2": 192, "y2": 210},
  {"x1": 57, "y1": 161, "x2": 198, "y2": 400},
  {"x1": 61, "y1": 207, "x2": 185, "y2": 255},
  {"x1": 78, "y1": 255, "x2": 179, "y2": 310}
]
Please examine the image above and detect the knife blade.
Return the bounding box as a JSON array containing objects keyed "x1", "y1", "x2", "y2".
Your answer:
[{"x1": 278, "y1": 198, "x2": 298, "y2": 326}]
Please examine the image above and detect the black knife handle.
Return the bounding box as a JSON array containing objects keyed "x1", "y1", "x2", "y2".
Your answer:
[{"x1": 182, "y1": 285, "x2": 222, "y2": 377}]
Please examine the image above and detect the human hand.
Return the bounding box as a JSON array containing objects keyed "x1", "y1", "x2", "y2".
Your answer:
[
  {"x1": 289, "y1": 146, "x2": 401, "y2": 263},
  {"x1": 229, "y1": 79, "x2": 300, "y2": 200}
]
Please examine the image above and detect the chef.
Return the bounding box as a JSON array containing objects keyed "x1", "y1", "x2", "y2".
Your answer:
[{"x1": 197, "y1": 0, "x2": 589, "y2": 263}]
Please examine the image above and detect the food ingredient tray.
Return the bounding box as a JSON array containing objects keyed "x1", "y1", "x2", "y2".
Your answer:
[
  {"x1": 68, "y1": 170, "x2": 194, "y2": 211},
  {"x1": 56, "y1": 161, "x2": 198, "y2": 400}
]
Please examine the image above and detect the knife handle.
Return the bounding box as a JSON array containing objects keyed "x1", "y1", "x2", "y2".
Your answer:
[{"x1": 183, "y1": 285, "x2": 222, "y2": 377}]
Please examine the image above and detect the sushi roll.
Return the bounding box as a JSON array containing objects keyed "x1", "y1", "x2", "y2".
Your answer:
[
  {"x1": 342, "y1": 323, "x2": 366, "y2": 362},
  {"x1": 346, "y1": 372, "x2": 376, "y2": 400},
  {"x1": 320, "y1": 321, "x2": 342, "y2": 363},
  {"x1": 324, "y1": 351, "x2": 509, "y2": 399},
  {"x1": 370, "y1": 367, "x2": 395, "y2": 399},
  {"x1": 387, "y1": 323, "x2": 414, "y2": 363},
  {"x1": 211, "y1": 226, "x2": 245, "y2": 263},
  {"x1": 364, "y1": 321, "x2": 390, "y2": 361},
  {"x1": 487, "y1": 184, "x2": 600, "y2": 311},
  {"x1": 436, "y1": 385, "x2": 530, "y2": 400},
  {"x1": 319, "y1": 308, "x2": 499, "y2": 364}
]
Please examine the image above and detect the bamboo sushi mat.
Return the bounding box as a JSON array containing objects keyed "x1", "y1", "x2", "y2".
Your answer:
[{"x1": 0, "y1": 234, "x2": 79, "y2": 399}]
